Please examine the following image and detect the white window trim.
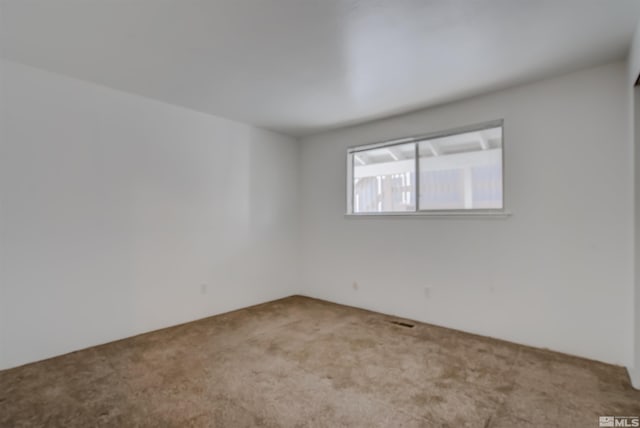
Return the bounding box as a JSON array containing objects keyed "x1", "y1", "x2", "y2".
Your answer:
[{"x1": 345, "y1": 120, "x2": 511, "y2": 217}]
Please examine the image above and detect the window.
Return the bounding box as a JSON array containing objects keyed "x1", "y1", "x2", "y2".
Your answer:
[{"x1": 347, "y1": 121, "x2": 503, "y2": 215}]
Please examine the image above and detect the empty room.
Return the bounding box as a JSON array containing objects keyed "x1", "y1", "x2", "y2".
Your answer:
[{"x1": 2, "y1": 0, "x2": 640, "y2": 427}]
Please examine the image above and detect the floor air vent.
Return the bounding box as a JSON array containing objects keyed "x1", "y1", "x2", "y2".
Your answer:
[{"x1": 389, "y1": 320, "x2": 415, "y2": 328}]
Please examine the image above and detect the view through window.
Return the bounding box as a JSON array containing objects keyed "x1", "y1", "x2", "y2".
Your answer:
[{"x1": 348, "y1": 122, "x2": 503, "y2": 214}]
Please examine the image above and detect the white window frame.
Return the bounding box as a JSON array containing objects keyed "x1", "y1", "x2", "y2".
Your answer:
[{"x1": 346, "y1": 120, "x2": 510, "y2": 217}]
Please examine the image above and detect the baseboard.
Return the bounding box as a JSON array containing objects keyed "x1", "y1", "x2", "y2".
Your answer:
[{"x1": 627, "y1": 367, "x2": 640, "y2": 390}]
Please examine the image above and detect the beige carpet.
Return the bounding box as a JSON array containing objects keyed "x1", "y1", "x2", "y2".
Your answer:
[{"x1": 1, "y1": 296, "x2": 638, "y2": 427}]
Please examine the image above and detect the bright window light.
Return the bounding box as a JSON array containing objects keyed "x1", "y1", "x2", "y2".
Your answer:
[{"x1": 347, "y1": 121, "x2": 503, "y2": 215}]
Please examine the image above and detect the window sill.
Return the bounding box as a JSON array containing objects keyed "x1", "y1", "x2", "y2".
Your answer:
[{"x1": 344, "y1": 210, "x2": 512, "y2": 218}]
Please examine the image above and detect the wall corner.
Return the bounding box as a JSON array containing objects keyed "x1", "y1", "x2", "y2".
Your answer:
[{"x1": 628, "y1": 367, "x2": 640, "y2": 390}]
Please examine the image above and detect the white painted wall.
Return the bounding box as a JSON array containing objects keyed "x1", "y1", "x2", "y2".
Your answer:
[
  {"x1": 299, "y1": 61, "x2": 633, "y2": 367},
  {"x1": 0, "y1": 60, "x2": 299, "y2": 370},
  {"x1": 0, "y1": 55, "x2": 6, "y2": 370},
  {"x1": 627, "y1": 21, "x2": 640, "y2": 388},
  {"x1": 0, "y1": 57, "x2": 634, "y2": 373}
]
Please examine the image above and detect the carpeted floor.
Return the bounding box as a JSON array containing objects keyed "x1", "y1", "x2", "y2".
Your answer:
[{"x1": 1, "y1": 296, "x2": 638, "y2": 427}]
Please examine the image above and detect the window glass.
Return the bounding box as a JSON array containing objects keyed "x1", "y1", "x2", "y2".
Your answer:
[
  {"x1": 347, "y1": 122, "x2": 503, "y2": 215},
  {"x1": 352, "y1": 143, "x2": 416, "y2": 213},
  {"x1": 418, "y1": 126, "x2": 502, "y2": 211}
]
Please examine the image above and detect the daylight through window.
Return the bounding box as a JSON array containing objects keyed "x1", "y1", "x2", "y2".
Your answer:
[{"x1": 347, "y1": 121, "x2": 503, "y2": 214}]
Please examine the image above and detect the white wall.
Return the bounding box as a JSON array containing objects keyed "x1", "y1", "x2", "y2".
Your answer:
[
  {"x1": 299, "y1": 61, "x2": 633, "y2": 367},
  {"x1": 628, "y1": 21, "x2": 640, "y2": 388},
  {"x1": 0, "y1": 55, "x2": 6, "y2": 370},
  {"x1": 0, "y1": 60, "x2": 299, "y2": 370},
  {"x1": 0, "y1": 57, "x2": 634, "y2": 373}
]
